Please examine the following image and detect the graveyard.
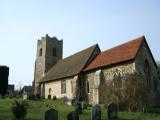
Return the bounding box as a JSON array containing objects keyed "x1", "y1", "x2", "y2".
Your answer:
[{"x1": 0, "y1": 98, "x2": 160, "y2": 120}]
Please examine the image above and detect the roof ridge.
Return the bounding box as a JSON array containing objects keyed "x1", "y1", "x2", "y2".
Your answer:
[
  {"x1": 84, "y1": 36, "x2": 145, "y2": 71},
  {"x1": 63, "y1": 44, "x2": 98, "y2": 60},
  {"x1": 101, "y1": 35, "x2": 145, "y2": 53},
  {"x1": 39, "y1": 43, "x2": 99, "y2": 82}
]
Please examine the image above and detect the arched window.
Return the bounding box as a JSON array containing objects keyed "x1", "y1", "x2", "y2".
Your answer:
[
  {"x1": 113, "y1": 69, "x2": 123, "y2": 88},
  {"x1": 48, "y1": 88, "x2": 52, "y2": 99},
  {"x1": 61, "y1": 80, "x2": 66, "y2": 94},
  {"x1": 144, "y1": 60, "x2": 150, "y2": 86},
  {"x1": 39, "y1": 48, "x2": 42, "y2": 56},
  {"x1": 52, "y1": 48, "x2": 57, "y2": 56},
  {"x1": 48, "y1": 88, "x2": 52, "y2": 95}
]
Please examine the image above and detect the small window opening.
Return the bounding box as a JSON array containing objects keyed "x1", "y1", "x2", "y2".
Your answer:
[
  {"x1": 39, "y1": 48, "x2": 42, "y2": 56},
  {"x1": 52, "y1": 48, "x2": 57, "y2": 56}
]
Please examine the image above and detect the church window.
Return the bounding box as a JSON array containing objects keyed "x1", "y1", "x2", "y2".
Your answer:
[
  {"x1": 144, "y1": 60, "x2": 151, "y2": 86},
  {"x1": 113, "y1": 69, "x2": 123, "y2": 88},
  {"x1": 52, "y1": 48, "x2": 57, "y2": 56},
  {"x1": 48, "y1": 88, "x2": 52, "y2": 95},
  {"x1": 61, "y1": 80, "x2": 66, "y2": 94},
  {"x1": 154, "y1": 79, "x2": 158, "y2": 91},
  {"x1": 39, "y1": 48, "x2": 42, "y2": 56}
]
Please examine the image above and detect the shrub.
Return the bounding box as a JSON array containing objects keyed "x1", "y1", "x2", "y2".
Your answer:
[
  {"x1": 105, "y1": 73, "x2": 147, "y2": 112},
  {"x1": 11, "y1": 100, "x2": 28, "y2": 120}
]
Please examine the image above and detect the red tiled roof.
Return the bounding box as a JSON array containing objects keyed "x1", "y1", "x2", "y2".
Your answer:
[{"x1": 84, "y1": 36, "x2": 145, "y2": 71}]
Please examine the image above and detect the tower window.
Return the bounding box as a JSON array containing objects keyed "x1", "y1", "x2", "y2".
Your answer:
[
  {"x1": 52, "y1": 48, "x2": 57, "y2": 56},
  {"x1": 39, "y1": 48, "x2": 42, "y2": 56},
  {"x1": 61, "y1": 80, "x2": 66, "y2": 94}
]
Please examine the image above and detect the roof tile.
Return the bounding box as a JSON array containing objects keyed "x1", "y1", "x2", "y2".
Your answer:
[{"x1": 84, "y1": 36, "x2": 144, "y2": 71}]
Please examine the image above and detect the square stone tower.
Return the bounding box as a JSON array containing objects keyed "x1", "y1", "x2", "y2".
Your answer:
[{"x1": 33, "y1": 34, "x2": 63, "y2": 95}]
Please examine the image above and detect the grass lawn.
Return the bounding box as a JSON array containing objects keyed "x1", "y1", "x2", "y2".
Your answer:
[{"x1": 0, "y1": 98, "x2": 160, "y2": 120}]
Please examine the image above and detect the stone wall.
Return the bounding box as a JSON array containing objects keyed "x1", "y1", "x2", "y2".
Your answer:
[
  {"x1": 85, "y1": 41, "x2": 157, "y2": 105},
  {"x1": 34, "y1": 34, "x2": 63, "y2": 95},
  {"x1": 135, "y1": 41, "x2": 157, "y2": 90},
  {"x1": 135, "y1": 41, "x2": 158, "y2": 106},
  {"x1": 86, "y1": 61, "x2": 135, "y2": 104},
  {"x1": 44, "y1": 77, "x2": 75, "y2": 99}
]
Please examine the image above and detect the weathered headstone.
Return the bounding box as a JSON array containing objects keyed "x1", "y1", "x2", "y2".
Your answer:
[
  {"x1": 23, "y1": 94, "x2": 27, "y2": 100},
  {"x1": 48, "y1": 95, "x2": 51, "y2": 99},
  {"x1": 23, "y1": 91, "x2": 28, "y2": 100},
  {"x1": 91, "y1": 104, "x2": 101, "y2": 120},
  {"x1": 74, "y1": 100, "x2": 82, "y2": 114},
  {"x1": 67, "y1": 111, "x2": 79, "y2": 120},
  {"x1": 81, "y1": 101, "x2": 87, "y2": 110},
  {"x1": 63, "y1": 96, "x2": 68, "y2": 104},
  {"x1": 45, "y1": 108, "x2": 58, "y2": 120},
  {"x1": 108, "y1": 103, "x2": 118, "y2": 120}
]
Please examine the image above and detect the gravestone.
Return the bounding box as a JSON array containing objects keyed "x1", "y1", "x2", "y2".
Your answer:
[
  {"x1": 45, "y1": 108, "x2": 58, "y2": 120},
  {"x1": 74, "y1": 100, "x2": 82, "y2": 114},
  {"x1": 48, "y1": 95, "x2": 51, "y2": 99},
  {"x1": 67, "y1": 111, "x2": 79, "y2": 120},
  {"x1": 108, "y1": 103, "x2": 118, "y2": 120},
  {"x1": 23, "y1": 94, "x2": 27, "y2": 100},
  {"x1": 91, "y1": 104, "x2": 101, "y2": 120},
  {"x1": 23, "y1": 91, "x2": 28, "y2": 100},
  {"x1": 63, "y1": 96, "x2": 68, "y2": 104},
  {"x1": 81, "y1": 101, "x2": 87, "y2": 110}
]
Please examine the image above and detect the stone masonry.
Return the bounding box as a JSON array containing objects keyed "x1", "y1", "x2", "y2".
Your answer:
[{"x1": 34, "y1": 34, "x2": 63, "y2": 95}]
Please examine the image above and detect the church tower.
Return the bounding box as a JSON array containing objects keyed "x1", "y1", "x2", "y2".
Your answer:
[{"x1": 34, "y1": 34, "x2": 63, "y2": 95}]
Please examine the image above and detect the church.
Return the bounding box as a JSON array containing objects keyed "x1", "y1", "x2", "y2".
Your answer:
[{"x1": 33, "y1": 34, "x2": 158, "y2": 105}]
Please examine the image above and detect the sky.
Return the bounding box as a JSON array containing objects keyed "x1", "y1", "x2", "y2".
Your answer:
[{"x1": 0, "y1": 0, "x2": 160, "y2": 89}]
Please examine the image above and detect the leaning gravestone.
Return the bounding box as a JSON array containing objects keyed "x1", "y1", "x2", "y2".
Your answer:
[
  {"x1": 107, "y1": 103, "x2": 118, "y2": 120},
  {"x1": 91, "y1": 104, "x2": 101, "y2": 120},
  {"x1": 45, "y1": 108, "x2": 58, "y2": 120},
  {"x1": 67, "y1": 111, "x2": 79, "y2": 120}
]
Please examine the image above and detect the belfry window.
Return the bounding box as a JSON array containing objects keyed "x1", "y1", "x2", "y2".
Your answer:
[
  {"x1": 39, "y1": 48, "x2": 42, "y2": 56},
  {"x1": 52, "y1": 48, "x2": 57, "y2": 56},
  {"x1": 61, "y1": 80, "x2": 66, "y2": 94}
]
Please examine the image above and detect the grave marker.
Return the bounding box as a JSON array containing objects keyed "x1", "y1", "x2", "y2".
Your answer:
[{"x1": 45, "y1": 108, "x2": 58, "y2": 120}]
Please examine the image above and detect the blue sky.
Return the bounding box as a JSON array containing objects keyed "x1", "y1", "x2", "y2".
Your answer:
[{"x1": 0, "y1": 0, "x2": 159, "y2": 89}]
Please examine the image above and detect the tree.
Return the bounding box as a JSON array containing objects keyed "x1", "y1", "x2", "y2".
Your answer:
[
  {"x1": 11, "y1": 100, "x2": 28, "y2": 120},
  {"x1": 0, "y1": 66, "x2": 9, "y2": 96},
  {"x1": 105, "y1": 73, "x2": 147, "y2": 112},
  {"x1": 156, "y1": 61, "x2": 160, "y2": 79}
]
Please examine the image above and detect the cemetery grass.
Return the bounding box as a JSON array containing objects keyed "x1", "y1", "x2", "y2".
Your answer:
[{"x1": 0, "y1": 98, "x2": 160, "y2": 120}]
